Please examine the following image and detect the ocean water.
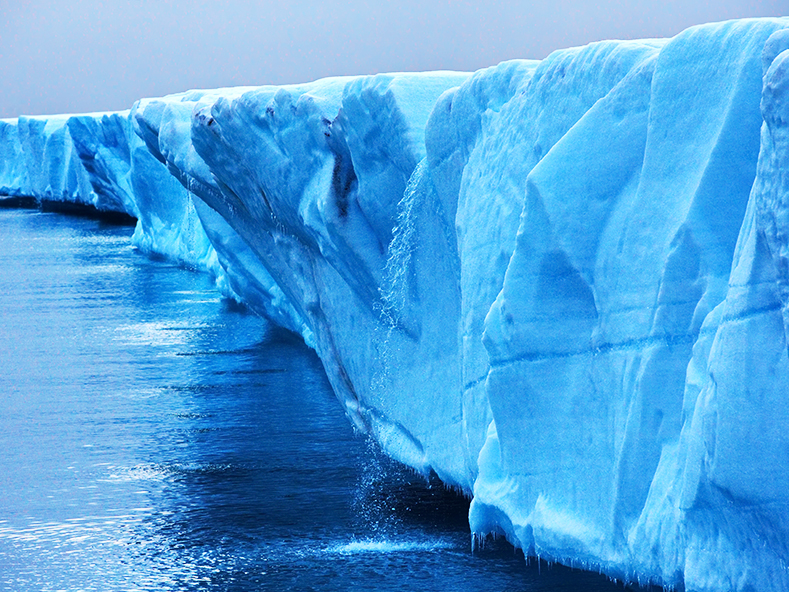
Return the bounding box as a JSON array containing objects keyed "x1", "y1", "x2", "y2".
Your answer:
[{"x1": 0, "y1": 208, "x2": 643, "y2": 591}]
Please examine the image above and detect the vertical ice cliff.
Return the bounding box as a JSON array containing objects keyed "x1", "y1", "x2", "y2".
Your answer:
[
  {"x1": 1, "y1": 17, "x2": 788, "y2": 592},
  {"x1": 0, "y1": 119, "x2": 29, "y2": 198},
  {"x1": 167, "y1": 72, "x2": 472, "y2": 478},
  {"x1": 67, "y1": 112, "x2": 138, "y2": 216},
  {"x1": 473, "y1": 19, "x2": 789, "y2": 591},
  {"x1": 10, "y1": 115, "x2": 96, "y2": 208}
]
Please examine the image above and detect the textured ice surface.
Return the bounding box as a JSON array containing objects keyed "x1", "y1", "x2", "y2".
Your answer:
[
  {"x1": 2, "y1": 17, "x2": 789, "y2": 592},
  {"x1": 0, "y1": 119, "x2": 29, "y2": 197},
  {"x1": 474, "y1": 19, "x2": 789, "y2": 590},
  {"x1": 10, "y1": 115, "x2": 95, "y2": 207}
]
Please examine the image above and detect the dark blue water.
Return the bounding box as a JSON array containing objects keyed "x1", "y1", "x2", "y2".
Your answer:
[{"x1": 0, "y1": 209, "x2": 635, "y2": 591}]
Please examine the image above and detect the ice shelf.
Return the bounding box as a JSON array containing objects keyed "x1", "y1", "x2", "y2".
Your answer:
[{"x1": 2, "y1": 17, "x2": 788, "y2": 592}]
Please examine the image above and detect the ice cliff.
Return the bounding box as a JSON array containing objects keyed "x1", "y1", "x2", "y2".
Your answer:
[{"x1": 2, "y1": 17, "x2": 788, "y2": 592}]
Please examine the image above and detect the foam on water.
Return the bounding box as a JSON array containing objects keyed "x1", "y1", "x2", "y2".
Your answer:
[{"x1": 325, "y1": 537, "x2": 454, "y2": 555}]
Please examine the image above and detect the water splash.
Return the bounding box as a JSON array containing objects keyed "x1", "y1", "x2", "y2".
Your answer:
[
  {"x1": 324, "y1": 538, "x2": 452, "y2": 555},
  {"x1": 357, "y1": 159, "x2": 435, "y2": 541},
  {"x1": 342, "y1": 435, "x2": 454, "y2": 559},
  {"x1": 352, "y1": 438, "x2": 401, "y2": 538}
]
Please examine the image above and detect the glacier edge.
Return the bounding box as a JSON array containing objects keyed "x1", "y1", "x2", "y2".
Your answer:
[{"x1": 2, "y1": 17, "x2": 789, "y2": 592}]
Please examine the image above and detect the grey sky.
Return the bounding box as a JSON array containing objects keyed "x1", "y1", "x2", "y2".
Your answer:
[{"x1": 1, "y1": 0, "x2": 786, "y2": 118}]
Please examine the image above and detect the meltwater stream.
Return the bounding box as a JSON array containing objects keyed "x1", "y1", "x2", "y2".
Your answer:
[{"x1": 0, "y1": 209, "x2": 637, "y2": 591}]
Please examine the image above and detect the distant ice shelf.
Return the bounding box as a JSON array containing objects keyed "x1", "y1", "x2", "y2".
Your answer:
[{"x1": 2, "y1": 17, "x2": 789, "y2": 592}]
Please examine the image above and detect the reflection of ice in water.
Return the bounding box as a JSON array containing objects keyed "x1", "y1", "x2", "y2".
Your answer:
[{"x1": 113, "y1": 321, "x2": 205, "y2": 348}]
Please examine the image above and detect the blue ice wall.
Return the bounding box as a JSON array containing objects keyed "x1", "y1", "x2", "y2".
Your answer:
[{"x1": 1, "y1": 18, "x2": 788, "y2": 592}]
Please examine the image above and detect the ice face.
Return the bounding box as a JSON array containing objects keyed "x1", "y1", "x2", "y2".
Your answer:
[
  {"x1": 2, "y1": 17, "x2": 789, "y2": 592},
  {"x1": 0, "y1": 119, "x2": 29, "y2": 197},
  {"x1": 67, "y1": 111, "x2": 137, "y2": 215},
  {"x1": 184, "y1": 72, "x2": 473, "y2": 478},
  {"x1": 474, "y1": 19, "x2": 789, "y2": 590},
  {"x1": 13, "y1": 115, "x2": 95, "y2": 207}
]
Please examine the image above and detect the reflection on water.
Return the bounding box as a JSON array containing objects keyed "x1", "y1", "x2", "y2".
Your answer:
[{"x1": 0, "y1": 209, "x2": 637, "y2": 591}]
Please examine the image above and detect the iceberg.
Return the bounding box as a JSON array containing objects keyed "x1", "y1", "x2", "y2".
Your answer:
[{"x1": 1, "y1": 16, "x2": 788, "y2": 592}]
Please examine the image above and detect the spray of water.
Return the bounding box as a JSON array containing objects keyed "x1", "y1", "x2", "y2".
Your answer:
[
  {"x1": 378, "y1": 158, "x2": 426, "y2": 328},
  {"x1": 352, "y1": 438, "x2": 402, "y2": 540},
  {"x1": 370, "y1": 157, "x2": 428, "y2": 398},
  {"x1": 182, "y1": 186, "x2": 196, "y2": 261},
  {"x1": 352, "y1": 159, "x2": 430, "y2": 547}
]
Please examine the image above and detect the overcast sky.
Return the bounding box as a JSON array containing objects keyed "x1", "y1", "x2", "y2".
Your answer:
[{"x1": 1, "y1": 0, "x2": 786, "y2": 118}]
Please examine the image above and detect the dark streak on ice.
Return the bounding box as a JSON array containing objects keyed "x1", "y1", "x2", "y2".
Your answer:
[{"x1": 490, "y1": 300, "x2": 783, "y2": 369}]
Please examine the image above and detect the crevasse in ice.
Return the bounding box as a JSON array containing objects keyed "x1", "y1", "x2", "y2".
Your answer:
[{"x1": 1, "y1": 17, "x2": 788, "y2": 592}]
